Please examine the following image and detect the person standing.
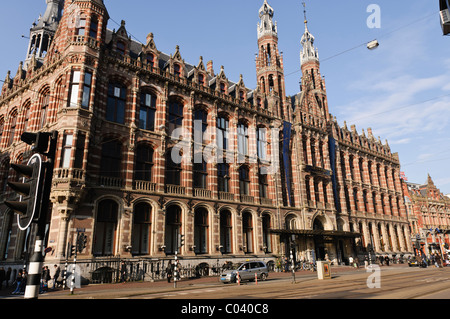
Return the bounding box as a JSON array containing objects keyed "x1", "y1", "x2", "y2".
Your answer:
[
  {"x1": 52, "y1": 264, "x2": 61, "y2": 289},
  {"x1": 166, "y1": 261, "x2": 173, "y2": 283}
]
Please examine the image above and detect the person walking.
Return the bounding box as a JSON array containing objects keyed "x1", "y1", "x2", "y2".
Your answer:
[
  {"x1": 384, "y1": 255, "x2": 390, "y2": 266},
  {"x1": 12, "y1": 269, "x2": 23, "y2": 295}
]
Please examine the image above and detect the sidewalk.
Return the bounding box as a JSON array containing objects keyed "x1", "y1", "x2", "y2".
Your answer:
[{"x1": 0, "y1": 263, "x2": 405, "y2": 299}]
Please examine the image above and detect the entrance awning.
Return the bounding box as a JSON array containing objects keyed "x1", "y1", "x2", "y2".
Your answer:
[{"x1": 270, "y1": 229, "x2": 362, "y2": 238}]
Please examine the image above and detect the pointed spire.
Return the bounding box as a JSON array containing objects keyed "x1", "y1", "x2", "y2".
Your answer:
[
  {"x1": 257, "y1": 0, "x2": 277, "y2": 39},
  {"x1": 300, "y1": 1, "x2": 319, "y2": 65}
]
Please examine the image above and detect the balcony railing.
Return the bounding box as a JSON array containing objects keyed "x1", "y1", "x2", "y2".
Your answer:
[
  {"x1": 165, "y1": 184, "x2": 186, "y2": 195},
  {"x1": 240, "y1": 194, "x2": 254, "y2": 204},
  {"x1": 194, "y1": 188, "x2": 212, "y2": 198},
  {"x1": 99, "y1": 176, "x2": 124, "y2": 188},
  {"x1": 133, "y1": 180, "x2": 157, "y2": 192},
  {"x1": 218, "y1": 192, "x2": 234, "y2": 201}
]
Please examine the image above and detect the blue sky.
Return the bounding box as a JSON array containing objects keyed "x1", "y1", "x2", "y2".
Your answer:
[{"x1": 1, "y1": 0, "x2": 449, "y2": 194}]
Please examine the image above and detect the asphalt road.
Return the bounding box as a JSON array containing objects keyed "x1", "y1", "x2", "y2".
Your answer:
[{"x1": 2, "y1": 264, "x2": 449, "y2": 300}]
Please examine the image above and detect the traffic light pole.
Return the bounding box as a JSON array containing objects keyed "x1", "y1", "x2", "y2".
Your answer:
[
  {"x1": 24, "y1": 160, "x2": 54, "y2": 299},
  {"x1": 24, "y1": 131, "x2": 57, "y2": 299}
]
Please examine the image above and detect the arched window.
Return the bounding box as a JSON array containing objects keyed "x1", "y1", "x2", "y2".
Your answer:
[
  {"x1": 216, "y1": 116, "x2": 229, "y2": 151},
  {"x1": 131, "y1": 202, "x2": 152, "y2": 256},
  {"x1": 39, "y1": 92, "x2": 49, "y2": 129},
  {"x1": 94, "y1": 199, "x2": 118, "y2": 256},
  {"x1": 217, "y1": 163, "x2": 230, "y2": 193},
  {"x1": 165, "y1": 148, "x2": 181, "y2": 186},
  {"x1": 89, "y1": 16, "x2": 99, "y2": 39},
  {"x1": 262, "y1": 214, "x2": 272, "y2": 253},
  {"x1": 139, "y1": 91, "x2": 156, "y2": 131},
  {"x1": 242, "y1": 212, "x2": 253, "y2": 253},
  {"x1": 194, "y1": 108, "x2": 208, "y2": 144},
  {"x1": 237, "y1": 122, "x2": 249, "y2": 156},
  {"x1": 194, "y1": 207, "x2": 208, "y2": 254},
  {"x1": 135, "y1": 144, "x2": 153, "y2": 182},
  {"x1": 7, "y1": 111, "x2": 17, "y2": 146},
  {"x1": 193, "y1": 159, "x2": 207, "y2": 189},
  {"x1": 168, "y1": 99, "x2": 183, "y2": 136},
  {"x1": 165, "y1": 205, "x2": 182, "y2": 254},
  {"x1": 106, "y1": 83, "x2": 126, "y2": 124},
  {"x1": 257, "y1": 127, "x2": 267, "y2": 160},
  {"x1": 174, "y1": 63, "x2": 181, "y2": 77},
  {"x1": 220, "y1": 210, "x2": 232, "y2": 254},
  {"x1": 239, "y1": 166, "x2": 250, "y2": 195},
  {"x1": 259, "y1": 168, "x2": 268, "y2": 199}
]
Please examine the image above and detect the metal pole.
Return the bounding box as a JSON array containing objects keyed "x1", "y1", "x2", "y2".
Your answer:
[
  {"x1": 174, "y1": 250, "x2": 178, "y2": 289},
  {"x1": 71, "y1": 231, "x2": 79, "y2": 295}
]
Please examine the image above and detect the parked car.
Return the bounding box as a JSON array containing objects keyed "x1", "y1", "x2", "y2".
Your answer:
[
  {"x1": 220, "y1": 261, "x2": 269, "y2": 283},
  {"x1": 408, "y1": 257, "x2": 420, "y2": 267}
]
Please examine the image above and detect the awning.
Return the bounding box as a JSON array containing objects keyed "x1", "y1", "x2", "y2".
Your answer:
[{"x1": 270, "y1": 229, "x2": 362, "y2": 238}]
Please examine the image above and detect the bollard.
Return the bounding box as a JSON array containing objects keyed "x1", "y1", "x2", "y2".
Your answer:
[
  {"x1": 255, "y1": 273, "x2": 258, "y2": 285},
  {"x1": 237, "y1": 271, "x2": 240, "y2": 285}
]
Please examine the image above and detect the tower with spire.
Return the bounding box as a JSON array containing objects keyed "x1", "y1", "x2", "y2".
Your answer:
[
  {"x1": 296, "y1": 2, "x2": 330, "y2": 123},
  {"x1": 24, "y1": 0, "x2": 64, "y2": 69},
  {"x1": 255, "y1": 0, "x2": 290, "y2": 120}
]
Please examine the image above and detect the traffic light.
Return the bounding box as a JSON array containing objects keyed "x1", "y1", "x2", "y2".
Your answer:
[
  {"x1": 67, "y1": 243, "x2": 76, "y2": 258},
  {"x1": 5, "y1": 154, "x2": 44, "y2": 231},
  {"x1": 77, "y1": 233, "x2": 87, "y2": 253},
  {"x1": 178, "y1": 234, "x2": 185, "y2": 248},
  {"x1": 5, "y1": 131, "x2": 58, "y2": 231}
]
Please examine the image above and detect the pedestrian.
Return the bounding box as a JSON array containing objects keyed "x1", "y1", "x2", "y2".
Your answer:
[
  {"x1": 52, "y1": 264, "x2": 61, "y2": 289},
  {"x1": 12, "y1": 269, "x2": 23, "y2": 295},
  {"x1": 384, "y1": 255, "x2": 390, "y2": 266},
  {"x1": 41, "y1": 266, "x2": 50, "y2": 291},
  {"x1": 0, "y1": 267, "x2": 5, "y2": 290},
  {"x1": 120, "y1": 261, "x2": 127, "y2": 283},
  {"x1": 435, "y1": 253, "x2": 441, "y2": 268},
  {"x1": 348, "y1": 256, "x2": 353, "y2": 267},
  {"x1": 20, "y1": 270, "x2": 27, "y2": 294},
  {"x1": 379, "y1": 255, "x2": 384, "y2": 266},
  {"x1": 166, "y1": 260, "x2": 173, "y2": 283},
  {"x1": 354, "y1": 257, "x2": 359, "y2": 268}
]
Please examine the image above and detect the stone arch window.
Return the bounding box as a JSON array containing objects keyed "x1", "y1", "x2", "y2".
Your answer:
[
  {"x1": 131, "y1": 202, "x2": 152, "y2": 256},
  {"x1": 0, "y1": 117, "x2": 4, "y2": 147},
  {"x1": 94, "y1": 199, "x2": 119, "y2": 256},
  {"x1": 313, "y1": 218, "x2": 325, "y2": 231},
  {"x1": 194, "y1": 207, "x2": 209, "y2": 254},
  {"x1": 89, "y1": 15, "x2": 99, "y2": 39},
  {"x1": 220, "y1": 209, "x2": 233, "y2": 254},
  {"x1": 193, "y1": 158, "x2": 207, "y2": 189},
  {"x1": 165, "y1": 205, "x2": 182, "y2": 255},
  {"x1": 285, "y1": 214, "x2": 298, "y2": 230}
]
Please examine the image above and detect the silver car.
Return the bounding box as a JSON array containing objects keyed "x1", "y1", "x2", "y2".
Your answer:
[{"x1": 220, "y1": 261, "x2": 269, "y2": 283}]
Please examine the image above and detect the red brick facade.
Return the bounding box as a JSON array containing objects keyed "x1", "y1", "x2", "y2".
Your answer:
[{"x1": 0, "y1": 1, "x2": 416, "y2": 275}]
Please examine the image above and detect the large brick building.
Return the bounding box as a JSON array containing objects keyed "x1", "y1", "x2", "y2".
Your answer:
[
  {"x1": 403, "y1": 175, "x2": 450, "y2": 256},
  {"x1": 0, "y1": 0, "x2": 413, "y2": 279}
]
